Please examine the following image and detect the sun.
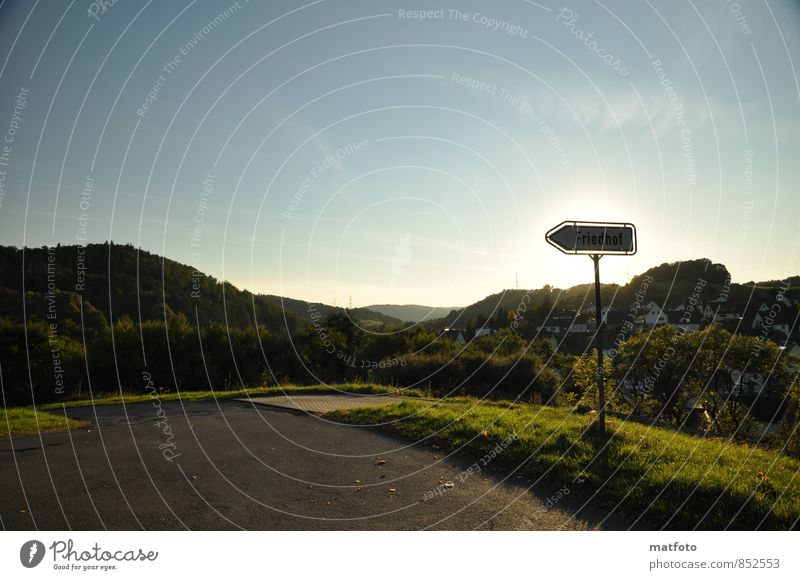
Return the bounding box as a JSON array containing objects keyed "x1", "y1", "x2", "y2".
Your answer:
[{"x1": 549, "y1": 193, "x2": 638, "y2": 226}]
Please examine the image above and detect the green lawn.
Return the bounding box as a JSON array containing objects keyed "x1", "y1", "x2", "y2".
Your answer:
[
  {"x1": 326, "y1": 397, "x2": 800, "y2": 530},
  {"x1": 39, "y1": 383, "x2": 421, "y2": 410},
  {"x1": 1, "y1": 407, "x2": 88, "y2": 438}
]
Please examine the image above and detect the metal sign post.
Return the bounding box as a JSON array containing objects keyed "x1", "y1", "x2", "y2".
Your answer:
[
  {"x1": 546, "y1": 221, "x2": 637, "y2": 435},
  {"x1": 592, "y1": 254, "x2": 605, "y2": 434}
]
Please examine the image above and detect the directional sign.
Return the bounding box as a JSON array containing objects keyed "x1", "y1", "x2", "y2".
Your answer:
[
  {"x1": 545, "y1": 221, "x2": 636, "y2": 255},
  {"x1": 544, "y1": 219, "x2": 638, "y2": 436}
]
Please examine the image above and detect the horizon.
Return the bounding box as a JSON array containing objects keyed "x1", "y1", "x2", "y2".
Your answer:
[
  {"x1": 4, "y1": 240, "x2": 796, "y2": 311},
  {"x1": 1, "y1": 1, "x2": 799, "y2": 306}
]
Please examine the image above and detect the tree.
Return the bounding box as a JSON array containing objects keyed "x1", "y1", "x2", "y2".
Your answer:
[
  {"x1": 324, "y1": 310, "x2": 362, "y2": 352},
  {"x1": 615, "y1": 323, "x2": 794, "y2": 437},
  {"x1": 698, "y1": 325, "x2": 788, "y2": 439},
  {"x1": 615, "y1": 325, "x2": 699, "y2": 424},
  {"x1": 778, "y1": 370, "x2": 800, "y2": 453},
  {"x1": 472, "y1": 328, "x2": 525, "y2": 356},
  {"x1": 493, "y1": 307, "x2": 506, "y2": 328},
  {"x1": 572, "y1": 350, "x2": 617, "y2": 410}
]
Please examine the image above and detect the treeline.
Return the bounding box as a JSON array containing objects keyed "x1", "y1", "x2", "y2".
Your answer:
[
  {"x1": 569, "y1": 323, "x2": 799, "y2": 449},
  {"x1": 0, "y1": 308, "x2": 560, "y2": 406}
]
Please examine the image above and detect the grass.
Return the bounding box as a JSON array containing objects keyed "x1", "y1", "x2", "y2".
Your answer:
[
  {"x1": 325, "y1": 397, "x2": 800, "y2": 530},
  {"x1": 1, "y1": 407, "x2": 88, "y2": 438},
  {"x1": 38, "y1": 383, "x2": 421, "y2": 410}
]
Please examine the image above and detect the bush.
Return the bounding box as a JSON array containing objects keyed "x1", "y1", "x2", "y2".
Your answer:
[{"x1": 375, "y1": 349, "x2": 559, "y2": 402}]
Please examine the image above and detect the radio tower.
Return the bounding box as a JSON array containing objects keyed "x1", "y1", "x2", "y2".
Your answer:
[{"x1": 515, "y1": 272, "x2": 519, "y2": 289}]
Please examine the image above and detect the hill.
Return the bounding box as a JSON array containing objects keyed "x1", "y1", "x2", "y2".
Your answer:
[
  {"x1": 0, "y1": 243, "x2": 402, "y2": 335},
  {"x1": 364, "y1": 304, "x2": 461, "y2": 323},
  {"x1": 260, "y1": 295, "x2": 403, "y2": 329},
  {"x1": 423, "y1": 258, "x2": 797, "y2": 332}
]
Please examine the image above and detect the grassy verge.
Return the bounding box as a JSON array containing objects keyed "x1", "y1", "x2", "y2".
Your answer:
[
  {"x1": 39, "y1": 383, "x2": 421, "y2": 410},
  {"x1": 1, "y1": 407, "x2": 89, "y2": 438},
  {"x1": 326, "y1": 398, "x2": 800, "y2": 530}
]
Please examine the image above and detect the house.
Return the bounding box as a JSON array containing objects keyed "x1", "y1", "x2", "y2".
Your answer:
[
  {"x1": 441, "y1": 328, "x2": 465, "y2": 342},
  {"x1": 669, "y1": 304, "x2": 685, "y2": 314},
  {"x1": 537, "y1": 323, "x2": 562, "y2": 334},
  {"x1": 552, "y1": 315, "x2": 574, "y2": 330},
  {"x1": 675, "y1": 309, "x2": 703, "y2": 333},
  {"x1": 773, "y1": 310, "x2": 797, "y2": 337},
  {"x1": 474, "y1": 328, "x2": 496, "y2": 338},
  {"x1": 643, "y1": 305, "x2": 669, "y2": 327},
  {"x1": 581, "y1": 305, "x2": 615, "y2": 320},
  {"x1": 714, "y1": 306, "x2": 741, "y2": 321},
  {"x1": 727, "y1": 369, "x2": 767, "y2": 396},
  {"x1": 567, "y1": 314, "x2": 590, "y2": 333},
  {"x1": 782, "y1": 342, "x2": 800, "y2": 359},
  {"x1": 702, "y1": 304, "x2": 716, "y2": 319},
  {"x1": 642, "y1": 301, "x2": 660, "y2": 314},
  {"x1": 752, "y1": 309, "x2": 796, "y2": 338},
  {"x1": 537, "y1": 309, "x2": 579, "y2": 335},
  {"x1": 781, "y1": 343, "x2": 800, "y2": 371}
]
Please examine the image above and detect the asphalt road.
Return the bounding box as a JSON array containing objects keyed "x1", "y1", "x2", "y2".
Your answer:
[{"x1": 0, "y1": 400, "x2": 628, "y2": 530}]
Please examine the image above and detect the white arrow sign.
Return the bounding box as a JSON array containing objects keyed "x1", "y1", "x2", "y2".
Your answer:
[{"x1": 545, "y1": 221, "x2": 636, "y2": 255}]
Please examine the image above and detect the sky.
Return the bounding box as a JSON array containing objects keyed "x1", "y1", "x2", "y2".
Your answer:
[{"x1": 0, "y1": 0, "x2": 799, "y2": 307}]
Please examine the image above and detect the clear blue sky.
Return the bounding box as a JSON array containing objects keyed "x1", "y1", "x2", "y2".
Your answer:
[{"x1": 1, "y1": 0, "x2": 799, "y2": 306}]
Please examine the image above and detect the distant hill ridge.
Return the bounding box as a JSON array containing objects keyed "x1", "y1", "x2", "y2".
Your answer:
[
  {"x1": 0, "y1": 243, "x2": 403, "y2": 333},
  {"x1": 423, "y1": 259, "x2": 799, "y2": 331},
  {"x1": 364, "y1": 304, "x2": 461, "y2": 323},
  {"x1": 0, "y1": 245, "x2": 796, "y2": 335}
]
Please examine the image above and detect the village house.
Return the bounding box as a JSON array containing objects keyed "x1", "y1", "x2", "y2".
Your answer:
[
  {"x1": 643, "y1": 304, "x2": 669, "y2": 327},
  {"x1": 726, "y1": 369, "x2": 767, "y2": 396},
  {"x1": 567, "y1": 314, "x2": 590, "y2": 333},
  {"x1": 441, "y1": 328, "x2": 466, "y2": 342},
  {"x1": 713, "y1": 305, "x2": 741, "y2": 322},
  {"x1": 537, "y1": 309, "x2": 579, "y2": 335},
  {"x1": 537, "y1": 322, "x2": 562, "y2": 334},
  {"x1": 752, "y1": 309, "x2": 796, "y2": 338},
  {"x1": 675, "y1": 309, "x2": 703, "y2": 333}
]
